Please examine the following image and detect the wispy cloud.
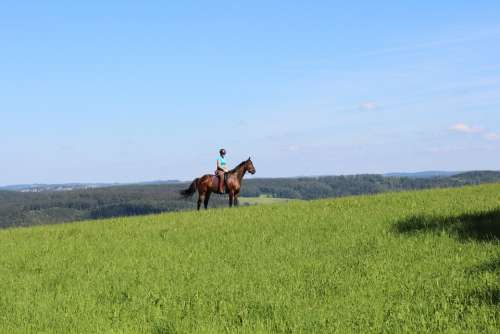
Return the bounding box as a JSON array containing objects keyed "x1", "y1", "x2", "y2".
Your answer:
[
  {"x1": 449, "y1": 123, "x2": 500, "y2": 141},
  {"x1": 425, "y1": 145, "x2": 468, "y2": 153},
  {"x1": 284, "y1": 145, "x2": 301, "y2": 152},
  {"x1": 363, "y1": 28, "x2": 500, "y2": 57},
  {"x1": 359, "y1": 101, "x2": 378, "y2": 111},
  {"x1": 449, "y1": 123, "x2": 483, "y2": 134},
  {"x1": 484, "y1": 132, "x2": 500, "y2": 141}
]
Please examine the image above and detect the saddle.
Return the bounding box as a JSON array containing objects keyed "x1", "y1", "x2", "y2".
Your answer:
[{"x1": 212, "y1": 172, "x2": 228, "y2": 194}]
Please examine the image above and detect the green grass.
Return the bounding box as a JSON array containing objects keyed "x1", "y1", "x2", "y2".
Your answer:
[
  {"x1": 239, "y1": 195, "x2": 296, "y2": 205},
  {"x1": 1, "y1": 184, "x2": 499, "y2": 333}
]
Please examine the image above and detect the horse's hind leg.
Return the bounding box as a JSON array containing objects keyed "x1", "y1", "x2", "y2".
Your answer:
[
  {"x1": 197, "y1": 192, "x2": 205, "y2": 211},
  {"x1": 204, "y1": 192, "x2": 211, "y2": 210}
]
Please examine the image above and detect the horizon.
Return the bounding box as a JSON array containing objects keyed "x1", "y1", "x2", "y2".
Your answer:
[{"x1": 2, "y1": 1, "x2": 500, "y2": 185}]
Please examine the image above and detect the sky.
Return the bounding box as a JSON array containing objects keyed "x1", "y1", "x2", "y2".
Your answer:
[{"x1": 1, "y1": 1, "x2": 500, "y2": 185}]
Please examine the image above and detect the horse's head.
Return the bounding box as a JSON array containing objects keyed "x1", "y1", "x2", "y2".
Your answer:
[{"x1": 246, "y1": 157, "x2": 256, "y2": 175}]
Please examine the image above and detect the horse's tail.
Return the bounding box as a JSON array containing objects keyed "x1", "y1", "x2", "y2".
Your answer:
[{"x1": 180, "y1": 178, "x2": 199, "y2": 198}]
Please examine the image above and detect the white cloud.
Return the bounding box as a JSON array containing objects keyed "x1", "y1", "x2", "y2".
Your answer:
[
  {"x1": 449, "y1": 123, "x2": 500, "y2": 141},
  {"x1": 449, "y1": 123, "x2": 482, "y2": 134},
  {"x1": 484, "y1": 132, "x2": 500, "y2": 141},
  {"x1": 285, "y1": 145, "x2": 301, "y2": 152},
  {"x1": 425, "y1": 146, "x2": 467, "y2": 153},
  {"x1": 359, "y1": 101, "x2": 378, "y2": 111}
]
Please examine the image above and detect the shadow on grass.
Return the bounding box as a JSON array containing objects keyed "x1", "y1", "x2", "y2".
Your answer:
[
  {"x1": 394, "y1": 208, "x2": 500, "y2": 307},
  {"x1": 151, "y1": 319, "x2": 177, "y2": 334},
  {"x1": 393, "y1": 208, "x2": 500, "y2": 242},
  {"x1": 466, "y1": 287, "x2": 500, "y2": 306},
  {"x1": 468, "y1": 256, "x2": 500, "y2": 274}
]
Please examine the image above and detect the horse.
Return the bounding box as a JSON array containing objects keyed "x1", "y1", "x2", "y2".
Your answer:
[{"x1": 180, "y1": 158, "x2": 256, "y2": 210}]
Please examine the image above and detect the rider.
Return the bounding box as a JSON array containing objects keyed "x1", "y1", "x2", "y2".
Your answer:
[{"x1": 216, "y1": 148, "x2": 229, "y2": 193}]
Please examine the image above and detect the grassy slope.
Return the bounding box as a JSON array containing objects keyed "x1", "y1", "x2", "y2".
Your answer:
[
  {"x1": 0, "y1": 184, "x2": 499, "y2": 333},
  {"x1": 239, "y1": 196, "x2": 296, "y2": 205}
]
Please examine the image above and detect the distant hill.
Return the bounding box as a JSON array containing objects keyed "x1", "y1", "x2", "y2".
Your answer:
[
  {"x1": 0, "y1": 183, "x2": 117, "y2": 192},
  {"x1": 452, "y1": 170, "x2": 500, "y2": 182},
  {"x1": 134, "y1": 180, "x2": 181, "y2": 186},
  {"x1": 0, "y1": 180, "x2": 181, "y2": 192},
  {"x1": 384, "y1": 171, "x2": 462, "y2": 178}
]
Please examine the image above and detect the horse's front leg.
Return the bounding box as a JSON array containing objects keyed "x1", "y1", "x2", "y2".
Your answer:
[
  {"x1": 228, "y1": 192, "x2": 234, "y2": 208},
  {"x1": 234, "y1": 192, "x2": 240, "y2": 207}
]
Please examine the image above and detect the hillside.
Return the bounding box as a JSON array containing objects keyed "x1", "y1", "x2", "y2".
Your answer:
[
  {"x1": 0, "y1": 184, "x2": 499, "y2": 332},
  {"x1": 1, "y1": 171, "x2": 500, "y2": 229}
]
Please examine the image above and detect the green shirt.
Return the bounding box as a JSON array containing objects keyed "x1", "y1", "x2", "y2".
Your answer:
[{"x1": 217, "y1": 156, "x2": 227, "y2": 167}]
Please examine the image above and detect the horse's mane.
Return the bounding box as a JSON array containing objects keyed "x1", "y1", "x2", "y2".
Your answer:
[{"x1": 229, "y1": 160, "x2": 248, "y2": 173}]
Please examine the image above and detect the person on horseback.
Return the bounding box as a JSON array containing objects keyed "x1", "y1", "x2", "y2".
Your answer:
[
  {"x1": 216, "y1": 148, "x2": 229, "y2": 193},
  {"x1": 180, "y1": 154, "x2": 256, "y2": 210}
]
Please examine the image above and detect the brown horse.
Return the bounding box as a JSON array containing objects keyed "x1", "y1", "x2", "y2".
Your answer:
[{"x1": 180, "y1": 158, "x2": 256, "y2": 210}]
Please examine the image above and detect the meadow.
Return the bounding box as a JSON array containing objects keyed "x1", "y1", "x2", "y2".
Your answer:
[
  {"x1": 0, "y1": 184, "x2": 499, "y2": 333},
  {"x1": 239, "y1": 195, "x2": 296, "y2": 205}
]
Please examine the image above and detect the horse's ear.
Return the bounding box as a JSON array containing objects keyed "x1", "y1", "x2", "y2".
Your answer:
[{"x1": 248, "y1": 156, "x2": 251, "y2": 161}]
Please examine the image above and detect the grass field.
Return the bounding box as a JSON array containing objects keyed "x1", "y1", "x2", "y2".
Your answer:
[
  {"x1": 1, "y1": 184, "x2": 499, "y2": 333},
  {"x1": 239, "y1": 195, "x2": 296, "y2": 205}
]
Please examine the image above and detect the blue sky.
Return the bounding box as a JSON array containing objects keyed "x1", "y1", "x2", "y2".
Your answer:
[{"x1": 1, "y1": 1, "x2": 500, "y2": 185}]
